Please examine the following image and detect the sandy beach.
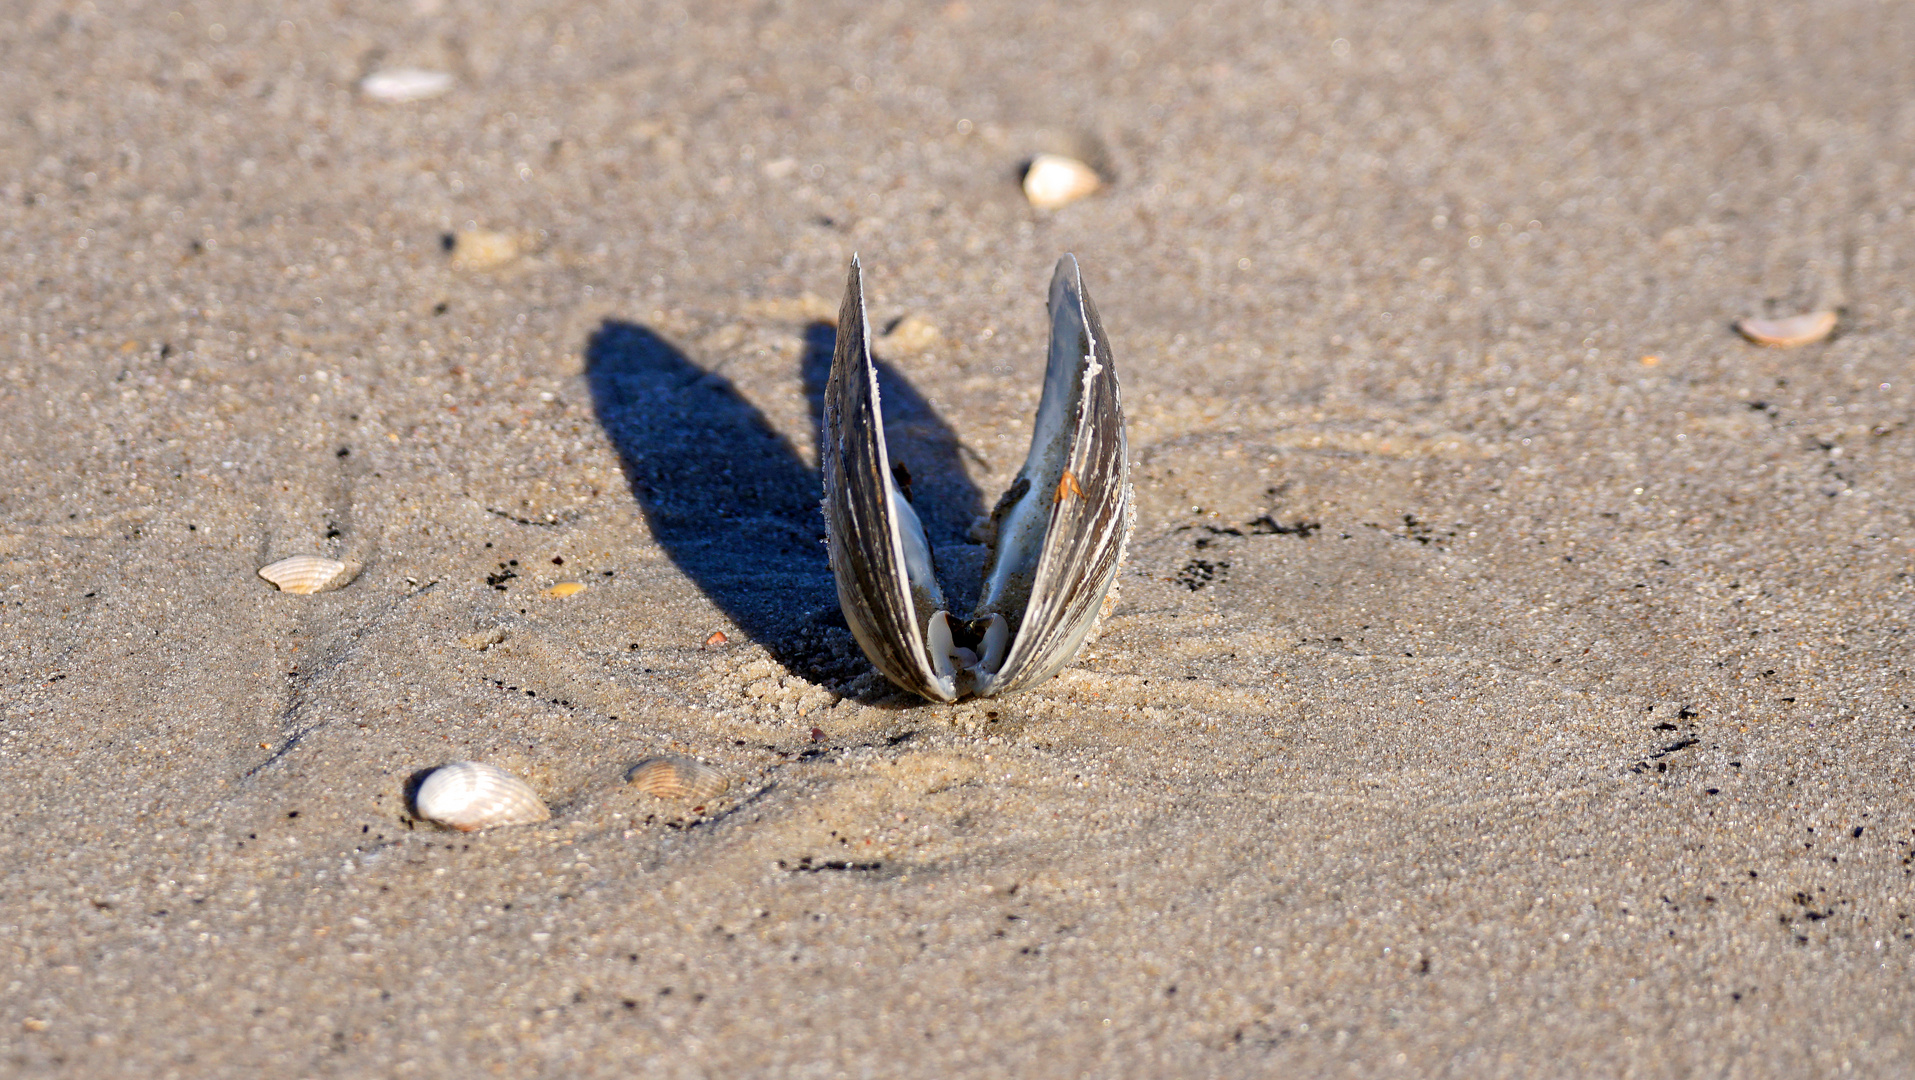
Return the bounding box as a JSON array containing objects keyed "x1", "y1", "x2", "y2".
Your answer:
[{"x1": 2, "y1": 0, "x2": 1912, "y2": 1075}]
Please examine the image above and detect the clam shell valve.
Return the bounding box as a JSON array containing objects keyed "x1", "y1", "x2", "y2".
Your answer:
[
  {"x1": 412, "y1": 761, "x2": 550, "y2": 831},
  {"x1": 627, "y1": 755, "x2": 730, "y2": 801},
  {"x1": 1735, "y1": 310, "x2": 1837, "y2": 348},
  {"x1": 257, "y1": 555, "x2": 348, "y2": 595}
]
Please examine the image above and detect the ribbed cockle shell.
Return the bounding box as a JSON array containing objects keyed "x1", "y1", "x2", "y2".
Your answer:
[
  {"x1": 413, "y1": 761, "x2": 550, "y2": 831},
  {"x1": 627, "y1": 755, "x2": 729, "y2": 801},
  {"x1": 258, "y1": 555, "x2": 348, "y2": 594}
]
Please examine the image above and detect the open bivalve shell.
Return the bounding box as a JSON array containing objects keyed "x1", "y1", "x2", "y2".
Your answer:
[
  {"x1": 412, "y1": 761, "x2": 550, "y2": 831},
  {"x1": 257, "y1": 555, "x2": 349, "y2": 594},
  {"x1": 822, "y1": 254, "x2": 1133, "y2": 702}
]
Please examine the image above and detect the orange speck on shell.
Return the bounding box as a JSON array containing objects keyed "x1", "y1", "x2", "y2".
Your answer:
[{"x1": 1054, "y1": 470, "x2": 1083, "y2": 503}]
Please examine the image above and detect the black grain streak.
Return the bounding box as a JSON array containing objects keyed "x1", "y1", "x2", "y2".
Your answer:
[
  {"x1": 486, "y1": 507, "x2": 577, "y2": 528},
  {"x1": 779, "y1": 856, "x2": 883, "y2": 873}
]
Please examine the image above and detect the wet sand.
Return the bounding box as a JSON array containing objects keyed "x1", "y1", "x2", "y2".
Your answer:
[{"x1": 2, "y1": 1, "x2": 1913, "y2": 1075}]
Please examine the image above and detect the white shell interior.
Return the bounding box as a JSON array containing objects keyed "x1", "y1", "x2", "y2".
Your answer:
[{"x1": 888, "y1": 468, "x2": 946, "y2": 624}]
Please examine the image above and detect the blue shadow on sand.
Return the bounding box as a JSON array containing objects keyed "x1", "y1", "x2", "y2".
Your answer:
[{"x1": 583, "y1": 319, "x2": 982, "y2": 676}]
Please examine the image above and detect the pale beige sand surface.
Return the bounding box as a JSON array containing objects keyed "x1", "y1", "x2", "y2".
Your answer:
[{"x1": 3, "y1": 1, "x2": 1913, "y2": 1076}]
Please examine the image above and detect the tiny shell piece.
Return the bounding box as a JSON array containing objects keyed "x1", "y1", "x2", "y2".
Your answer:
[
  {"x1": 705, "y1": 630, "x2": 729, "y2": 648},
  {"x1": 458, "y1": 627, "x2": 506, "y2": 651},
  {"x1": 258, "y1": 555, "x2": 347, "y2": 595},
  {"x1": 449, "y1": 229, "x2": 522, "y2": 271},
  {"x1": 1736, "y1": 310, "x2": 1836, "y2": 348},
  {"x1": 1022, "y1": 153, "x2": 1102, "y2": 210},
  {"x1": 360, "y1": 68, "x2": 455, "y2": 103},
  {"x1": 627, "y1": 755, "x2": 729, "y2": 801},
  {"x1": 413, "y1": 761, "x2": 550, "y2": 831},
  {"x1": 544, "y1": 582, "x2": 586, "y2": 598}
]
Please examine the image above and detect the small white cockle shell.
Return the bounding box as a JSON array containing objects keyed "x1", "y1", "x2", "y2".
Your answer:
[
  {"x1": 1735, "y1": 310, "x2": 1837, "y2": 348},
  {"x1": 627, "y1": 755, "x2": 730, "y2": 801},
  {"x1": 258, "y1": 555, "x2": 348, "y2": 594},
  {"x1": 413, "y1": 761, "x2": 550, "y2": 831},
  {"x1": 1022, "y1": 153, "x2": 1102, "y2": 210}
]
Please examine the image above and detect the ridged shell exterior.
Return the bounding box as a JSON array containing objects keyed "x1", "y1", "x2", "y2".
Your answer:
[
  {"x1": 413, "y1": 761, "x2": 550, "y2": 831},
  {"x1": 258, "y1": 555, "x2": 348, "y2": 594},
  {"x1": 627, "y1": 755, "x2": 729, "y2": 801}
]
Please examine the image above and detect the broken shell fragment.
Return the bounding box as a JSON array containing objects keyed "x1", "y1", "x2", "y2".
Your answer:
[
  {"x1": 412, "y1": 761, "x2": 550, "y2": 831},
  {"x1": 359, "y1": 68, "x2": 455, "y2": 103},
  {"x1": 257, "y1": 555, "x2": 348, "y2": 595},
  {"x1": 544, "y1": 581, "x2": 586, "y2": 598},
  {"x1": 627, "y1": 755, "x2": 730, "y2": 801},
  {"x1": 1736, "y1": 310, "x2": 1837, "y2": 348},
  {"x1": 448, "y1": 229, "x2": 523, "y2": 271},
  {"x1": 458, "y1": 626, "x2": 506, "y2": 650},
  {"x1": 1022, "y1": 153, "x2": 1102, "y2": 210}
]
